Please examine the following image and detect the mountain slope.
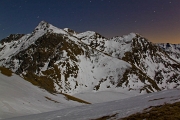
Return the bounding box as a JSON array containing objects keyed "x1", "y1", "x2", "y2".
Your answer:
[
  {"x1": 74, "y1": 31, "x2": 180, "y2": 92},
  {"x1": 0, "y1": 69, "x2": 88, "y2": 119},
  {"x1": 0, "y1": 21, "x2": 180, "y2": 96},
  {"x1": 121, "y1": 35, "x2": 180, "y2": 91},
  {"x1": 157, "y1": 43, "x2": 180, "y2": 63},
  {"x1": 3, "y1": 89, "x2": 180, "y2": 120}
]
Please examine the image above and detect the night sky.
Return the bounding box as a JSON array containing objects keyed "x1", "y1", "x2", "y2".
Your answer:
[{"x1": 0, "y1": 0, "x2": 180, "y2": 43}]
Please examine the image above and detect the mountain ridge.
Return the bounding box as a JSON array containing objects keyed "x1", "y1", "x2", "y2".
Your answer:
[{"x1": 0, "y1": 21, "x2": 180, "y2": 95}]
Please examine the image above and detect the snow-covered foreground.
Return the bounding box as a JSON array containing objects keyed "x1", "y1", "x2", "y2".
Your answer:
[
  {"x1": 0, "y1": 69, "x2": 138, "y2": 119},
  {"x1": 3, "y1": 89, "x2": 180, "y2": 120},
  {"x1": 1, "y1": 68, "x2": 180, "y2": 120},
  {"x1": 0, "y1": 73, "x2": 83, "y2": 119},
  {"x1": 73, "y1": 90, "x2": 138, "y2": 104}
]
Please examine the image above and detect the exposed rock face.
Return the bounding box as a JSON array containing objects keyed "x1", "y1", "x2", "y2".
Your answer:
[
  {"x1": 157, "y1": 43, "x2": 180, "y2": 63},
  {"x1": 0, "y1": 34, "x2": 24, "y2": 44},
  {"x1": 0, "y1": 21, "x2": 180, "y2": 94}
]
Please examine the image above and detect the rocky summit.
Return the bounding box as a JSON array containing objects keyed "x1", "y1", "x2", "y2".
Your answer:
[{"x1": 0, "y1": 21, "x2": 180, "y2": 95}]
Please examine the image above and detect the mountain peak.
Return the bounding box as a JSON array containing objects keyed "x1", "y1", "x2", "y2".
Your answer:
[
  {"x1": 32, "y1": 21, "x2": 68, "y2": 35},
  {"x1": 35, "y1": 20, "x2": 50, "y2": 31},
  {"x1": 39, "y1": 20, "x2": 49, "y2": 26},
  {"x1": 39, "y1": 20, "x2": 48, "y2": 24},
  {"x1": 123, "y1": 33, "x2": 137, "y2": 42},
  {"x1": 64, "y1": 28, "x2": 77, "y2": 35}
]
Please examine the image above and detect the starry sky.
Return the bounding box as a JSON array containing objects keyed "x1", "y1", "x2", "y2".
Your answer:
[{"x1": 0, "y1": 0, "x2": 180, "y2": 43}]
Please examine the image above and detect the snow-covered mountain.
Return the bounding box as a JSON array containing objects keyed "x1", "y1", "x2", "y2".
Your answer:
[{"x1": 0, "y1": 21, "x2": 180, "y2": 96}]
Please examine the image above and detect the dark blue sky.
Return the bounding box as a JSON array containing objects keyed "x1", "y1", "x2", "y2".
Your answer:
[{"x1": 0, "y1": 0, "x2": 180, "y2": 43}]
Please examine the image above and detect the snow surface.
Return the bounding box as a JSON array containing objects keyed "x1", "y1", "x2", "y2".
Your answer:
[
  {"x1": 0, "y1": 72, "x2": 83, "y2": 119},
  {"x1": 3, "y1": 89, "x2": 180, "y2": 120},
  {"x1": 73, "y1": 90, "x2": 138, "y2": 104},
  {"x1": 0, "y1": 68, "x2": 139, "y2": 119}
]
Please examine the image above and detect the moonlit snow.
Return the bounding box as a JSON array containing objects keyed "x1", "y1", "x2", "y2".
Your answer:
[{"x1": 3, "y1": 88, "x2": 180, "y2": 120}]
